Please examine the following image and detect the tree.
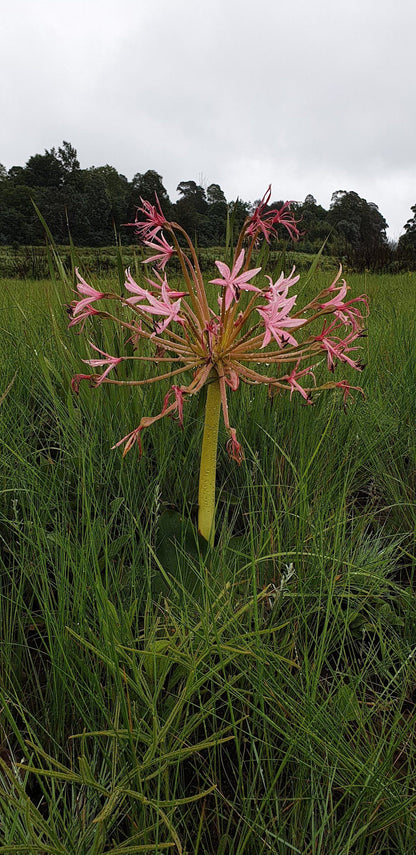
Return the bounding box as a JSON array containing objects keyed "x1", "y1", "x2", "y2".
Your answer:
[
  {"x1": 296, "y1": 194, "x2": 334, "y2": 254},
  {"x1": 23, "y1": 148, "x2": 65, "y2": 189},
  {"x1": 57, "y1": 141, "x2": 80, "y2": 175},
  {"x1": 174, "y1": 181, "x2": 209, "y2": 242},
  {"x1": 65, "y1": 169, "x2": 115, "y2": 245},
  {"x1": 206, "y1": 183, "x2": 226, "y2": 205},
  {"x1": 129, "y1": 170, "x2": 171, "y2": 212},
  {"x1": 0, "y1": 183, "x2": 39, "y2": 244},
  {"x1": 88, "y1": 165, "x2": 129, "y2": 231},
  {"x1": 328, "y1": 190, "x2": 388, "y2": 269},
  {"x1": 176, "y1": 181, "x2": 207, "y2": 211},
  {"x1": 397, "y1": 204, "x2": 416, "y2": 265},
  {"x1": 205, "y1": 183, "x2": 227, "y2": 245}
]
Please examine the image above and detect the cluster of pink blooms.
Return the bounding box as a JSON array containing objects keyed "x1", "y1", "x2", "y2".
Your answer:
[{"x1": 69, "y1": 186, "x2": 368, "y2": 461}]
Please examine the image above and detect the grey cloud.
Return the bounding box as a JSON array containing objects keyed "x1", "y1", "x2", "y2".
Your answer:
[{"x1": 1, "y1": 0, "x2": 416, "y2": 236}]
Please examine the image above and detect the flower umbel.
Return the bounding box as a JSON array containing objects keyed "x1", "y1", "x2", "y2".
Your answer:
[{"x1": 69, "y1": 187, "x2": 368, "y2": 542}]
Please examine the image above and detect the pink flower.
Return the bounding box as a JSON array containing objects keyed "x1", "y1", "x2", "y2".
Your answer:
[
  {"x1": 281, "y1": 361, "x2": 315, "y2": 402},
  {"x1": 333, "y1": 380, "x2": 365, "y2": 409},
  {"x1": 139, "y1": 281, "x2": 185, "y2": 334},
  {"x1": 319, "y1": 281, "x2": 368, "y2": 329},
  {"x1": 319, "y1": 280, "x2": 348, "y2": 310},
  {"x1": 264, "y1": 267, "x2": 300, "y2": 302},
  {"x1": 67, "y1": 303, "x2": 100, "y2": 331},
  {"x1": 142, "y1": 233, "x2": 175, "y2": 270},
  {"x1": 271, "y1": 202, "x2": 301, "y2": 241},
  {"x1": 245, "y1": 186, "x2": 275, "y2": 242},
  {"x1": 131, "y1": 194, "x2": 167, "y2": 241},
  {"x1": 71, "y1": 270, "x2": 105, "y2": 316},
  {"x1": 225, "y1": 369, "x2": 239, "y2": 391},
  {"x1": 245, "y1": 187, "x2": 300, "y2": 243},
  {"x1": 315, "y1": 322, "x2": 364, "y2": 371},
  {"x1": 82, "y1": 342, "x2": 123, "y2": 384},
  {"x1": 210, "y1": 250, "x2": 261, "y2": 310},
  {"x1": 257, "y1": 296, "x2": 305, "y2": 348},
  {"x1": 144, "y1": 270, "x2": 187, "y2": 299},
  {"x1": 162, "y1": 385, "x2": 185, "y2": 426},
  {"x1": 204, "y1": 318, "x2": 222, "y2": 353},
  {"x1": 124, "y1": 270, "x2": 152, "y2": 305}
]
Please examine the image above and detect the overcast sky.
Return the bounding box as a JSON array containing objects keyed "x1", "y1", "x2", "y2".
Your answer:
[{"x1": 1, "y1": 0, "x2": 415, "y2": 239}]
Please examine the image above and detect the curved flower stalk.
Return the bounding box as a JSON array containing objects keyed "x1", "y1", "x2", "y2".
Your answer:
[{"x1": 68, "y1": 187, "x2": 368, "y2": 544}]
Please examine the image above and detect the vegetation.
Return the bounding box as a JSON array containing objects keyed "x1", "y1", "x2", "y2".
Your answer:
[
  {"x1": 0, "y1": 243, "x2": 335, "y2": 281},
  {"x1": 0, "y1": 255, "x2": 415, "y2": 853},
  {"x1": 2, "y1": 141, "x2": 415, "y2": 269}
]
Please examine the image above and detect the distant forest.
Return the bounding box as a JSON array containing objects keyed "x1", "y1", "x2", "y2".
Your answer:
[{"x1": 2, "y1": 141, "x2": 416, "y2": 270}]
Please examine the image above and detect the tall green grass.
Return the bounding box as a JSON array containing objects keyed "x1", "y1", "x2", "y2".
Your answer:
[{"x1": 0, "y1": 268, "x2": 415, "y2": 854}]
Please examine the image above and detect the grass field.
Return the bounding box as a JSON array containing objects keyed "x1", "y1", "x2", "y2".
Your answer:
[{"x1": 0, "y1": 264, "x2": 415, "y2": 854}]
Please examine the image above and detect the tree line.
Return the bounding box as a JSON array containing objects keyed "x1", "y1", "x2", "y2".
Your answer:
[{"x1": 1, "y1": 141, "x2": 416, "y2": 270}]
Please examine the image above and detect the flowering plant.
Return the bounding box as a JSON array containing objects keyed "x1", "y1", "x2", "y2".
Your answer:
[{"x1": 69, "y1": 186, "x2": 368, "y2": 544}]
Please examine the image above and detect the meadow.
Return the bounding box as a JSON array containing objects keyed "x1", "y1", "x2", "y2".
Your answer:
[{"x1": 0, "y1": 263, "x2": 415, "y2": 854}]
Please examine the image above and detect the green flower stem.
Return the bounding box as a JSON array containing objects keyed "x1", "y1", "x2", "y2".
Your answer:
[{"x1": 198, "y1": 376, "x2": 221, "y2": 545}]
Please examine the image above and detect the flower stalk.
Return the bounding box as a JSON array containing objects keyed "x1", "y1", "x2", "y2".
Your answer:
[{"x1": 198, "y1": 377, "x2": 222, "y2": 544}]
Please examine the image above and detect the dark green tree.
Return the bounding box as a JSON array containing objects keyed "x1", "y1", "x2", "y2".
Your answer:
[
  {"x1": 57, "y1": 141, "x2": 80, "y2": 176},
  {"x1": 0, "y1": 143, "x2": 84, "y2": 245},
  {"x1": 397, "y1": 205, "x2": 416, "y2": 266},
  {"x1": 206, "y1": 183, "x2": 226, "y2": 205},
  {"x1": 65, "y1": 169, "x2": 115, "y2": 245},
  {"x1": 205, "y1": 183, "x2": 227, "y2": 245},
  {"x1": 22, "y1": 148, "x2": 65, "y2": 189},
  {"x1": 174, "y1": 181, "x2": 209, "y2": 243},
  {"x1": 328, "y1": 190, "x2": 389, "y2": 269},
  {"x1": 0, "y1": 183, "x2": 40, "y2": 244},
  {"x1": 88, "y1": 165, "x2": 129, "y2": 231},
  {"x1": 296, "y1": 194, "x2": 334, "y2": 253}
]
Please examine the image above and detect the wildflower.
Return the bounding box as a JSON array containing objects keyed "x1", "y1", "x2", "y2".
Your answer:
[
  {"x1": 257, "y1": 296, "x2": 306, "y2": 348},
  {"x1": 130, "y1": 194, "x2": 167, "y2": 241},
  {"x1": 210, "y1": 249, "x2": 261, "y2": 310},
  {"x1": 124, "y1": 269, "x2": 151, "y2": 305},
  {"x1": 138, "y1": 281, "x2": 186, "y2": 334},
  {"x1": 143, "y1": 269, "x2": 188, "y2": 298},
  {"x1": 264, "y1": 267, "x2": 300, "y2": 302},
  {"x1": 71, "y1": 269, "x2": 106, "y2": 316},
  {"x1": 162, "y1": 385, "x2": 185, "y2": 426},
  {"x1": 69, "y1": 185, "x2": 368, "y2": 544},
  {"x1": 280, "y1": 361, "x2": 315, "y2": 402},
  {"x1": 246, "y1": 186, "x2": 300, "y2": 243},
  {"x1": 112, "y1": 425, "x2": 144, "y2": 457},
  {"x1": 67, "y1": 303, "x2": 100, "y2": 332},
  {"x1": 320, "y1": 379, "x2": 365, "y2": 411},
  {"x1": 82, "y1": 342, "x2": 123, "y2": 384},
  {"x1": 314, "y1": 321, "x2": 364, "y2": 371},
  {"x1": 142, "y1": 233, "x2": 175, "y2": 270},
  {"x1": 271, "y1": 201, "x2": 301, "y2": 241},
  {"x1": 318, "y1": 275, "x2": 368, "y2": 329}
]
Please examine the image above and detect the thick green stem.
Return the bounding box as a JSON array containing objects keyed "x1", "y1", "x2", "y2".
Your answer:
[{"x1": 198, "y1": 377, "x2": 221, "y2": 545}]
